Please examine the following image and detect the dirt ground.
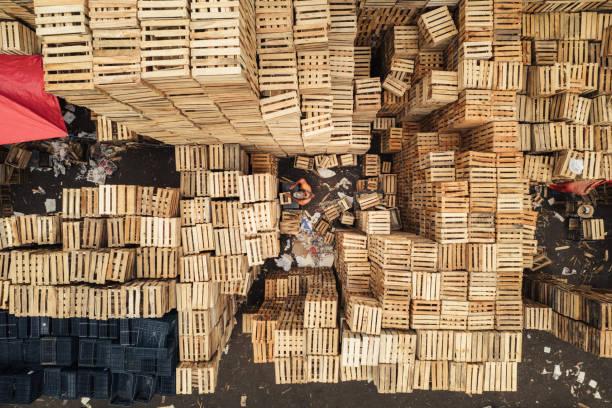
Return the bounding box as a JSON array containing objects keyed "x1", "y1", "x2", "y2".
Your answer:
[{"x1": 11, "y1": 142, "x2": 612, "y2": 408}]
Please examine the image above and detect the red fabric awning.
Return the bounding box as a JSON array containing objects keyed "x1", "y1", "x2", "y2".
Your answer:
[{"x1": 0, "y1": 55, "x2": 67, "y2": 144}]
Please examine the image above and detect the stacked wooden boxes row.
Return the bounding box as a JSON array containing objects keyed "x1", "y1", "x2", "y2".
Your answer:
[
  {"x1": 35, "y1": 0, "x2": 187, "y2": 143},
  {"x1": 243, "y1": 267, "x2": 340, "y2": 384},
  {"x1": 294, "y1": 0, "x2": 335, "y2": 152},
  {"x1": 524, "y1": 274, "x2": 612, "y2": 358},
  {"x1": 327, "y1": 1, "x2": 360, "y2": 154},
  {"x1": 2, "y1": 181, "x2": 184, "y2": 319},
  {"x1": 256, "y1": 0, "x2": 303, "y2": 154},
  {"x1": 175, "y1": 143, "x2": 281, "y2": 393},
  {"x1": 355, "y1": 154, "x2": 393, "y2": 236},
  {"x1": 518, "y1": 9, "x2": 612, "y2": 184},
  {"x1": 35, "y1": 0, "x2": 285, "y2": 149}
]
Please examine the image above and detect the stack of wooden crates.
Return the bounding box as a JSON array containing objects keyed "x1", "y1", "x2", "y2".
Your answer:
[
  {"x1": 174, "y1": 143, "x2": 281, "y2": 394},
  {"x1": 243, "y1": 267, "x2": 341, "y2": 384},
  {"x1": 524, "y1": 274, "x2": 612, "y2": 358},
  {"x1": 4, "y1": 184, "x2": 182, "y2": 319}
]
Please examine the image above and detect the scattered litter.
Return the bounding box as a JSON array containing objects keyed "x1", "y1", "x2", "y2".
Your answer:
[
  {"x1": 283, "y1": 239, "x2": 291, "y2": 251},
  {"x1": 553, "y1": 365, "x2": 562, "y2": 380},
  {"x1": 337, "y1": 192, "x2": 354, "y2": 206},
  {"x1": 541, "y1": 368, "x2": 549, "y2": 374},
  {"x1": 594, "y1": 391, "x2": 601, "y2": 400},
  {"x1": 223, "y1": 345, "x2": 229, "y2": 355},
  {"x1": 240, "y1": 395, "x2": 247, "y2": 407},
  {"x1": 548, "y1": 197, "x2": 555, "y2": 205},
  {"x1": 281, "y1": 388, "x2": 291, "y2": 394},
  {"x1": 80, "y1": 397, "x2": 91, "y2": 408},
  {"x1": 527, "y1": 334, "x2": 531, "y2": 339},
  {"x1": 309, "y1": 212, "x2": 321, "y2": 226},
  {"x1": 77, "y1": 131, "x2": 96, "y2": 140},
  {"x1": 561, "y1": 267, "x2": 576, "y2": 276},
  {"x1": 63, "y1": 111, "x2": 76, "y2": 124},
  {"x1": 64, "y1": 103, "x2": 75, "y2": 112},
  {"x1": 553, "y1": 212, "x2": 565, "y2": 222},
  {"x1": 13, "y1": 211, "x2": 24, "y2": 217},
  {"x1": 296, "y1": 254, "x2": 315, "y2": 267},
  {"x1": 568, "y1": 158, "x2": 584, "y2": 175},
  {"x1": 44, "y1": 199, "x2": 56, "y2": 213},
  {"x1": 274, "y1": 254, "x2": 293, "y2": 271},
  {"x1": 544, "y1": 347, "x2": 551, "y2": 353},
  {"x1": 158, "y1": 406, "x2": 175, "y2": 408},
  {"x1": 33, "y1": 186, "x2": 46, "y2": 195},
  {"x1": 317, "y1": 168, "x2": 336, "y2": 178},
  {"x1": 86, "y1": 164, "x2": 107, "y2": 185},
  {"x1": 335, "y1": 177, "x2": 352, "y2": 189},
  {"x1": 577, "y1": 372, "x2": 585, "y2": 384},
  {"x1": 555, "y1": 246, "x2": 569, "y2": 251},
  {"x1": 577, "y1": 403, "x2": 589, "y2": 408},
  {"x1": 588, "y1": 380, "x2": 597, "y2": 389}
]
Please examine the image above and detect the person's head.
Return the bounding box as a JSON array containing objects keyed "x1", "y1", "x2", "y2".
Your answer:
[{"x1": 293, "y1": 191, "x2": 308, "y2": 200}]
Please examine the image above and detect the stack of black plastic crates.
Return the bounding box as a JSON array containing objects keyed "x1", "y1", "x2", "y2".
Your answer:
[{"x1": 0, "y1": 310, "x2": 177, "y2": 406}]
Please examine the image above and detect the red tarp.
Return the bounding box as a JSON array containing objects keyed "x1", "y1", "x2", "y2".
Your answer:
[{"x1": 0, "y1": 55, "x2": 67, "y2": 144}]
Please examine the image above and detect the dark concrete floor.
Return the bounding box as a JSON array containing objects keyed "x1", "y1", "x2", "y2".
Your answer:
[{"x1": 8, "y1": 141, "x2": 612, "y2": 408}]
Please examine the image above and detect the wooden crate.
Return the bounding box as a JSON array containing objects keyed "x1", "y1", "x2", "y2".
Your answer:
[
  {"x1": 275, "y1": 357, "x2": 307, "y2": 384},
  {"x1": 139, "y1": 217, "x2": 181, "y2": 248},
  {"x1": 523, "y1": 299, "x2": 552, "y2": 331},
  {"x1": 41, "y1": 33, "x2": 94, "y2": 91},
  {"x1": 356, "y1": 210, "x2": 390, "y2": 235},
  {"x1": 0, "y1": 21, "x2": 39, "y2": 55},
  {"x1": 304, "y1": 287, "x2": 337, "y2": 328},
  {"x1": 583, "y1": 218, "x2": 606, "y2": 240},
  {"x1": 418, "y1": 7, "x2": 458, "y2": 50},
  {"x1": 495, "y1": 300, "x2": 523, "y2": 331},
  {"x1": 468, "y1": 212, "x2": 496, "y2": 243},
  {"x1": 34, "y1": 0, "x2": 89, "y2": 36},
  {"x1": 307, "y1": 355, "x2": 339, "y2": 383},
  {"x1": 412, "y1": 272, "x2": 440, "y2": 301},
  {"x1": 135, "y1": 247, "x2": 179, "y2": 279}
]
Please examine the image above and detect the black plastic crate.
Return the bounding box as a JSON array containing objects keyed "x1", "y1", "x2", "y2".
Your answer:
[
  {"x1": 13, "y1": 370, "x2": 43, "y2": 404},
  {"x1": 110, "y1": 372, "x2": 135, "y2": 406},
  {"x1": 50, "y1": 318, "x2": 70, "y2": 336},
  {"x1": 30, "y1": 317, "x2": 41, "y2": 338},
  {"x1": 43, "y1": 367, "x2": 62, "y2": 398},
  {"x1": 133, "y1": 319, "x2": 169, "y2": 348},
  {"x1": 119, "y1": 319, "x2": 134, "y2": 346},
  {"x1": 0, "y1": 370, "x2": 43, "y2": 404},
  {"x1": 5, "y1": 314, "x2": 17, "y2": 339},
  {"x1": 95, "y1": 339, "x2": 112, "y2": 368},
  {"x1": 89, "y1": 320, "x2": 99, "y2": 338},
  {"x1": 39, "y1": 317, "x2": 50, "y2": 336},
  {"x1": 92, "y1": 369, "x2": 111, "y2": 400},
  {"x1": 7, "y1": 339, "x2": 24, "y2": 364},
  {"x1": 99, "y1": 319, "x2": 118, "y2": 339},
  {"x1": 40, "y1": 337, "x2": 57, "y2": 365},
  {"x1": 0, "y1": 374, "x2": 12, "y2": 401},
  {"x1": 17, "y1": 317, "x2": 28, "y2": 339},
  {"x1": 0, "y1": 312, "x2": 6, "y2": 339},
  {"x1": 79, "y1": 338, "x2": 96, "y2": 367},
  {"x1": 0, "y1": 341, "x2": 8, "y2": 364},
  {"x1": 110, "y1": 345, "x2": 125, "y2": 373},
  {"x1": 156, "y1": 374, "x2": 176, "y2": 396},
  {"x1": 61, "y1": 370, "x2": 77, "y2": 400},
  {"x1": 57, "y1": 337, "x2": 76, "y2": 366},
  {"x1": 23, "y1": 339, "x2": 41, "y2": 364},
  {"x1": 77, "y1": 369, "x2": 94, "y2": 398},
  {"x1": 133, "y1": 375, "x2": 155, "y2": 404},
  {"x1": 71, "y1": 318, "x2": 85, "y2": 337}
]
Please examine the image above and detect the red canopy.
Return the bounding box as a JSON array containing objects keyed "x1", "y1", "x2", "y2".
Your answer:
[{"x1": 0, "y1": 55, "x2": 67, "y2": 144}]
